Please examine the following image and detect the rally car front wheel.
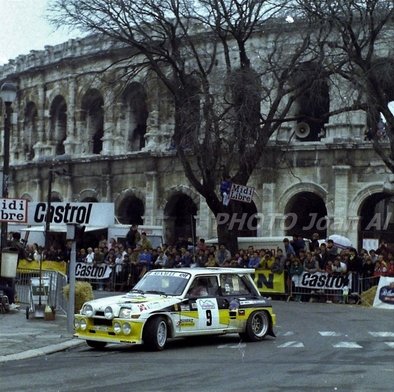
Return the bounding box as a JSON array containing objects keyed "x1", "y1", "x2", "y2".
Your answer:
[
  {"x1": 240, "y1": 311, "x2": 270, "y2": 342},
  {"x1": 143, "y1": 316, "x2": 168, "y2": 351}
]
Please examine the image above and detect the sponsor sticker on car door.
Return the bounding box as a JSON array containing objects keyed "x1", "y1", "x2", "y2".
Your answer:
[{"x1": 196, "y1": 298, "x2": 220, "y2": 329}]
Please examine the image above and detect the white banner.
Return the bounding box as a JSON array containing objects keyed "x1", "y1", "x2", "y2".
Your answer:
[
  {"x1": 0, "y1": 198, "x2": 28, "y2": 223},
  {"x1": 293, "y1": 271, "x2": 351, "y2": 290},
  {"x1": 75, "y1": 262, "x2": 112, "y2": 280},
  {"x1": 26, "y1": 202, "x2": 114, "y2": 226},
  {"x1": 373, "y1": 277, "x2": 394, "y2": 309},
  {"x1": 362, "y1": 238, "x2": 379, "y2": 252}
]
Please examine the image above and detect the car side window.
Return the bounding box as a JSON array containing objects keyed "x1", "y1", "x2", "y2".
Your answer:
[
  {"x1": 220, "y1": 274, "x2": 251, "y2": 296},
  {"x1": 187, "y1": 276, "x2": 219, "y2": 297}
]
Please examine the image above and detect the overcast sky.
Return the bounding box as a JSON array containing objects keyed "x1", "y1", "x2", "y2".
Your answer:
[{"x1": 0, "y1": 0, "x2": 81, "y2": 65}]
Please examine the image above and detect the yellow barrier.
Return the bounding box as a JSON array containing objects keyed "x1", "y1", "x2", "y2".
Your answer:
[
  {"x1": 253, "y1": 269, "x2": 285, "y2": 294},
  {"x1": 17, "y1": 259, "x2": 67, "y2": 275}
]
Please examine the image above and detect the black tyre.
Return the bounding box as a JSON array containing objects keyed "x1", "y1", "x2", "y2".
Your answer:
[
  {"x1": 143, "y1": 316, "x2": 168, "y2": 351},
  {"x1": 239, "y1": 311, "x2": 270, "y2": 342},
  {"x1": 26, "y1": 306, "x2": 30, "y2": 319},
  {"x1": 86, "y1": 340, "x2": 107, "y2": 349}
]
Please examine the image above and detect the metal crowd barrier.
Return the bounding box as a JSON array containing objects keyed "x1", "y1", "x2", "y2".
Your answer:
[
  {"x1": 76, "y1": 262, "x2": 141, "y2": 292},
  {"x1": 15, "y1": 266, "x2": 381, "y2": 310},
  {"x1": 15, "y1": 269, "x2": 68, "y2": 314},
  {"x1": 285, "y1": 271, "x2": 377, "y2": 304}
]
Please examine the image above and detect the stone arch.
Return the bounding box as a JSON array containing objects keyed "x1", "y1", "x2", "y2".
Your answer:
[
  {"x1": 291, "y1": 61, "x2": 329, "y2": 142},
  {"x1": 371, "y1": 57, "x2": 394, "y2": 100},
  {"x1": 78, "y1": 189, "x2": 99, "y2": 202},
  {"x1": 160, "y1": 185, "x2": 200, "y2": 210},
  {"x1": 278, "y1": 183, "x2": 329, "y2": 238},
  {"x1": 366, "y1": 58, "x2": 394, "y2": 136},
  {"x1": 350, "y1": 183, "x2": 394, "y2": 248},
  {"x1": 80, "y1": 88, "x2": 104, "y2": 154},
  {"x1": 81, "y1": 196, "x2": 99, "y2": 202},
  {"x1": 162, "y1": 186, "x2": 200, "y2": 245},
  {"x1": 115, "y1": 189, "x2": 145, "y2": 225},
  {"x1": 348, "y1": 183, "x2": 384, "y2": 215},
  {"x1": 121, "y1": 82, "x2": 148, "y2": 151},
  {"x1": 49, "y1": 95, "x2": 67, "y2": 155},
  {"x1": 278, "y1": 183, "x2": 328, "y2": 213},
  {"x1": 23, "y1": 101, "x2": 38, "y2": 160},
  {"x1": 20, "y1": 193, "x2": 33, "y2": 201},
  {"x1": 50, "y1": 191, "x2": 62, "y2": 202}
]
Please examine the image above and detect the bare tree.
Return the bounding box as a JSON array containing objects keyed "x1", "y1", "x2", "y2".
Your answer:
[
  {"x1": 49, "y1": 0, "x2": 321, "y2": 252},
  {"x1": 295, "y1": 0, "x2": 394, "y2": 172}
]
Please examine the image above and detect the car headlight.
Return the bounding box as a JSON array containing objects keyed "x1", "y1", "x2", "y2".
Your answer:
[
  {"x1": 122, "y1": 323, "x2": 132, "y2": 335},
  {"x1": 74, "y1": 319, "x2": 80, "y2": 330},
  {"x1": 119, "y1": 307, "x2": 132, "y2": 319},
  {"x1": 114, "y1": 322, "x2": 121, "y2": 334},
  {"x1": 82, "y1": 304, "x2": 94, "y2": 317},
  {"x1": 104, "y1": 306, "x2": 114, "y2": 320},
  {"x1": 80, "y1": 318, "x2": 87, "y2": 331}
]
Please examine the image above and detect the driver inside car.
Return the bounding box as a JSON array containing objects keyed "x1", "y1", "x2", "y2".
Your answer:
[{"x1": 188, "y1": 279, "x2": 209, "y2": 297}]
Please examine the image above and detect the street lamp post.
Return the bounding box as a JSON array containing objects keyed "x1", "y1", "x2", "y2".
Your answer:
[
  {"x1": 45, "y1": 168, "x2": 53, "y2": 249},
  {"x1": 0, "y1": 82, "x2": 17, "y2": 250},
  {"x1": 44, "y1": 165, "x2": 67, "y2": 249}
]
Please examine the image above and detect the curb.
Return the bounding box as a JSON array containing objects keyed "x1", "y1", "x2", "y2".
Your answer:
[{"x1": 0, "y1": 339, "x2": 84, "y2": 363}]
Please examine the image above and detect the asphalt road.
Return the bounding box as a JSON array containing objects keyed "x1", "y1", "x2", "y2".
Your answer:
[{"x1": 1, "y1": 301, "x2": 393, "y2": 392}]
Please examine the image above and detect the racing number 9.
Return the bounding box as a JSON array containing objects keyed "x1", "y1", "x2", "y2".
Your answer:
[{"x1": 206, "y1": 310, "x2": 212, "y2": 326}]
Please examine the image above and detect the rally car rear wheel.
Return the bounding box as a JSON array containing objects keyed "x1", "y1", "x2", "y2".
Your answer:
[
  {"x1": 143, "y1": 316, "x2": 168, "y2": 351},
  {"x1": 240, "y1": 311, "x2": 270, "y2": 342},
  {"x1": 86, "y1": 340, "x2": 108, "y2": 349}
]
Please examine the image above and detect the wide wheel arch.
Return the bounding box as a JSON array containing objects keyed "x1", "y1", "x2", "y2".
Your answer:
[
  {"x1": 239, "y1": 310, "x2": 271, "y2": 342},
  {"x1": 142, "y1": 314, "x2": 173, "y2": 351}
]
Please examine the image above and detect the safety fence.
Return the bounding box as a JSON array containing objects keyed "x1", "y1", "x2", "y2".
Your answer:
[
  {"x1": 285, "y1": 272, "x2": 380, "y2": 304},
  {"x1": 15, "y1": 269, "x2": 68, "y2": 314},
  {"x1": 74, "y1": 264, "x2": 382, "y2": 306},
  {"x1": 13, "y1": 264, "x2": 384, "y2": 310},
  {"x1": 76, "y1": 262, "x2": 143, "y2": 292}
]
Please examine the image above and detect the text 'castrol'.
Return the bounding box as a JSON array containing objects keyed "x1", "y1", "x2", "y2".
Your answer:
[{"x1": 33, "y1": 202, "x2": 93, "y2": 224}]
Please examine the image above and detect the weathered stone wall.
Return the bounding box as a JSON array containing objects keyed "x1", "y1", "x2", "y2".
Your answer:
[{"x1": 0, "y1": 32, "x2": 392, "y2": 248}]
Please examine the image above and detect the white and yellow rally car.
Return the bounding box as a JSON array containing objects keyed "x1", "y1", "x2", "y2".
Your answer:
[{"x1": 74, "y1": 268, "x2": 276, "y2": 351}]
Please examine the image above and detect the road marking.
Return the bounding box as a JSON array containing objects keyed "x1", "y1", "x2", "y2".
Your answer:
[
  {"x1": 385, "y1": 342, "x2": 394, "y2": 348},
  {"x1": 0, "y1": 339, "x2": 23, "y2": 344},
  {"x1": 217, "y1": 343, "x2": 246, "y2": 349},
  {"x1": 319, "y1": 331, "x2": 342, "y2": 337},
  {"x1": 277, "y1": 341, "x2": 304, "y2": 348},
  {"x1": 36, "y1": 334, "x2": 63, "y2": 339},
  {"x1": 228, "y1": 343, "x2": 246, "y2": 349},
  {"x1": 369, "y1": 332, "x2": 394, "y2": 338},
  {"x1": 333, "y1": 342, "x2": 363, "y2": 348},
  {"x1": 281, "y1": 331, "x2": 295, "y2": 336}
]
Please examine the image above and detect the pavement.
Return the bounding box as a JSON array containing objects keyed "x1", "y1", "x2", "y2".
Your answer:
[{"x1": 0, "y1": 290, "x2": 122, "y2": 363}]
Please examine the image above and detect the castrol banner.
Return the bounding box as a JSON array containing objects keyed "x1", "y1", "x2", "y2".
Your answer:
[
  {"x1": 25, "y1": 202, "x2": 114, "y2": 226},
  {"x1": 294, "y1": 271, "x2": 351, "y2": 290},
  {"x1": 75, "y1": 262, "x2": 112, "y2": 280}
]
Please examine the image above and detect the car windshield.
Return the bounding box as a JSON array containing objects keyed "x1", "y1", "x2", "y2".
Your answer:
[{"x1": 130, "y1": 270, "x2": 191, "y2": 296}]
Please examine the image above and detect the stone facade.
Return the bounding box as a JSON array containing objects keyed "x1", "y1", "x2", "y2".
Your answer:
[{"x1": 0, "y1": 33, "x2": 393, "y2": 249}]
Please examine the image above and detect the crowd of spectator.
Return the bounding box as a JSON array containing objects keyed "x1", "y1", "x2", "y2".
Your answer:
[
  {"x1": 284, "y1": 235, "x2": 394, "y2": 303},
  {"x1": 13, "y1": 228, "x2": 394, "y2": 295},
  {"x1": 74, "y1": 229, "x2": 394, "y2": 294}
]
